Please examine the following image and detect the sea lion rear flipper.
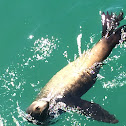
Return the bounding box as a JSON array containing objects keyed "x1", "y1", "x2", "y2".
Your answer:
[
  {"x1": 60, "y1": 96, "x2": 118, "y2": 124},
  {"x1": 101, "y1": 11, "x2": 124, "y2": 37}
]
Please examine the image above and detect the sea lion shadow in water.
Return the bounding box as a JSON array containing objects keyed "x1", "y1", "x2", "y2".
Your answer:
[{"x1": 25, "y1": 11, "x2": 126, "y2": 125}]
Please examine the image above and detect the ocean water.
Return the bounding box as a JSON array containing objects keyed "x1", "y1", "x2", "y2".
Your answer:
[{"x1": 0, "y1": 0, "x2": 126, "y2": 126}]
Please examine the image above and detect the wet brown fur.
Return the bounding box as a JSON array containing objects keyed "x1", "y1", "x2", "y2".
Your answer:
[{"x1": 36, "y1": 33, "x2": 121, "y2": 100}]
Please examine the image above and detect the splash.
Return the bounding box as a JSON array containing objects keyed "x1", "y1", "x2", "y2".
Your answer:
[
  {"x1": 103, "y1": 71, "x2": 126, "y2": 88},
  {"x1": 16, "y1": 35, "x2": 60, "y2": 69},
  {"x1": 0, "y1": 115, "x2": 5, "y2": 126},
  {"x1": 12, "y1": 115, "x2": 20, "y2": 126},
  {"x1": 0, "y1": 35, "x2": 60, "y2": 91},
  {"x1": 0, "y1": 34, "x2": 60, "y2": 126},
  {"x1": 31, "y1": 36, "x2": 59, "y2": 61},
  {"x1": 77, "y1": 33, "x2": 82, "y2": 56},
  {"x1": 63, "y1": 51, "x2": 68, "y2": 58},
  {"x1": 0, "y1": 26, "x2": 126, "y2": 126}
]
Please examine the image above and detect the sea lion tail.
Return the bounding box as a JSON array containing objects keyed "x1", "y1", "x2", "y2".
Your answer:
[{"x1": 101, "y1": 11, "x2": 124, "y2": 37}]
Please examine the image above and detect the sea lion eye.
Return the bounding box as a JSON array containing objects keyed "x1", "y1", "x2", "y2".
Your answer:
[{"x1": 36, "y1": 106, "x2": 40, "y2": 111}]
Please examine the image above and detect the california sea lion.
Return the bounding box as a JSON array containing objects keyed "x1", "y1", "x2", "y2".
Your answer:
[{"x1": 26, "y1": 11, "x2": 126, "y2": 125}]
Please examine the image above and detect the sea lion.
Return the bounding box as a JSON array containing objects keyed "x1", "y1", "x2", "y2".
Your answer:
[{"x1": 26, "y1": 11, "x2": 126, "y2": 125}]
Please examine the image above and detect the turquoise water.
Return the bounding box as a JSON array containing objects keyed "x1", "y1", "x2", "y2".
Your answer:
[{"x1": 0, "y1": 0, "x2": 126, "y2": 126}]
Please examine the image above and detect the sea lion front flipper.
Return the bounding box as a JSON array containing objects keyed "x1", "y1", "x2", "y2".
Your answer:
[{"x1": 60, "y1": 95, "x2": 118, "y2": 124}]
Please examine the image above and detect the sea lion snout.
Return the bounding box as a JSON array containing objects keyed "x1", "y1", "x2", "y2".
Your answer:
[{"x1": 26, "y1": 100, "x2": 49, "y2": 124}]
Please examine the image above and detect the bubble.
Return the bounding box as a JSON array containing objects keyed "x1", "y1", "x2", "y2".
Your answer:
[{"x1": 28, "y1": 35, "x2": 34, "y2": 39}]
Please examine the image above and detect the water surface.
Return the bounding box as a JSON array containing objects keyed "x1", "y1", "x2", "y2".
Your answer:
[{"x1": 0, "y1": 0, "x2": 126, "y2": 126}]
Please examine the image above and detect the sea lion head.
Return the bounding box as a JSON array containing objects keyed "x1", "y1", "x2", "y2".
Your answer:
[{"x1": 26, "y1": 100, "x2": 49, "y2": 125}]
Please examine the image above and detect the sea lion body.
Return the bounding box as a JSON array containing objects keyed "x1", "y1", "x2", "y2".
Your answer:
[
  {"x1": 26, "y1": 11, "x2": 126, "y2": 125},
  {"x1": 36, "y1": 36, "x2": 120, "y2": 99}
]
